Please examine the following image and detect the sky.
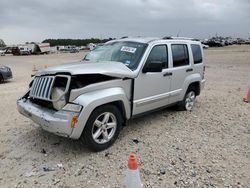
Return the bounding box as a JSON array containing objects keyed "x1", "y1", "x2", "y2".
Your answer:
[{"x1": 0, "y1": 0, "x2": 250, "y2": 45}]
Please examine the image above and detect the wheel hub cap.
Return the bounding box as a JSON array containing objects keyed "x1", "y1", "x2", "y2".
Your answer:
[
  {"x1": 92, "y1": 112, "x2": 117, "y2": 144},
  {"x1": 185, "y1": 91, "x2": 195, "y2": 111}
]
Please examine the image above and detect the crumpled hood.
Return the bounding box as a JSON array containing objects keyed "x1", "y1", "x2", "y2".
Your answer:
[{"x1": 35, "y1": 61, "x2": 136, "y2": 78}]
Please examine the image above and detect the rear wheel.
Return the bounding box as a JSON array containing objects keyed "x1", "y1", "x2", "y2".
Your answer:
[
  {"x1": 81, "y1": 105, "x2": 122, "y2": 151},
  {"x1": 178, "y1": 88, "x2": 196, "y2": 111}
]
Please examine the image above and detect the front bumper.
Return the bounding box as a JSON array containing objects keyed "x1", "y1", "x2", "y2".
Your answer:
[{"x1": 17, "y1": 98, "x2": 79, "y2": 137}]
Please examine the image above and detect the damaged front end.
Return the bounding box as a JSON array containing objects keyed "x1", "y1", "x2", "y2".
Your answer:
[
  {"x1": 17, "y1": 72, "x2": 125, "y2": 138},
  {"x1": 17, "y1": 74, "x2": 82, "y2": 137},
  {"x1": 29, "y1": 75, "x2": 71, "y2": 110}
]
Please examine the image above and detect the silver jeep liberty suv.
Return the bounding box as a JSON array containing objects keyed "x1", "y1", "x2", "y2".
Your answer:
[{"x1": 17, "y1": 37, "x2": 205, "y2": 151}]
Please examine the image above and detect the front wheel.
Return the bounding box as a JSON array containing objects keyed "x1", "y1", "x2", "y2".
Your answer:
[
  {"x1": 0, "y1": 75, "x2": 3, "y2": 83},
  {"x1": 178, "y1": 89, "x2": 196, "y2": 111},
  {"x1": 81, "y1": 105, "x2": 122, "y2": 151}
]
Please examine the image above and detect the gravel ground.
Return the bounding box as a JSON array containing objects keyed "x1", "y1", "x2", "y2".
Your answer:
[{"x1": 0, "y1": 45, "x2": 249, "y2": 188}]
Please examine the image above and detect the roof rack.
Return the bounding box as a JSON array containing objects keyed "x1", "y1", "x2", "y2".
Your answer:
[
  {"x1": 120, "y1": 36, "x2": 129, "y2": 39},
  {"x1": 162, "y1": 36, "x2": 200, "y2": 41},
  {"x1": 162, "y1": 36, "x2": 173, "y2": 39}
]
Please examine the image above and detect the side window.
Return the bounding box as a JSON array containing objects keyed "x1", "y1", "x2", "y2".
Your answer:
[
  {"x1": 171, "y1": 44, "x2": 189, "y2": 67},
  {"x1": 146, "y1": 45, "x2": 168, "y2": 68},
  {"x1": 191, "y1": 44, "x2": 202, "y2": 64}
]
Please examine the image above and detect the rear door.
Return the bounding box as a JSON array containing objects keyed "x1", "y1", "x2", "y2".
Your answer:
[
  {"x1": 133, "y1": 44, "x2": 172, "y2": 115},
  {"x1": 169, "y1": 43, "x2": 192, "y2": 104},
  {"x1": 191, "y1": 44, "x2": 204, "y2": 79}
]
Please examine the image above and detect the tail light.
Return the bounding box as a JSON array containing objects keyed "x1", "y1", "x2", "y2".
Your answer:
[{"x1": 202, "y1": 66, "x2": 205, "y2": 79}]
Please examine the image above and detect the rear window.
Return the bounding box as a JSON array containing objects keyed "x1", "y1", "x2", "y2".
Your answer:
[
  {"x1": 191, "y1": 44, "x2": 202, "y2": 64},
  {"x1": 171, "y1": 44, "x2": 189, "y2": 67}
]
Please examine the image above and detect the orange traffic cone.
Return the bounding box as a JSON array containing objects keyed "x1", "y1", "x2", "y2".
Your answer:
[
  {"x1": 244, "y1": 88, "x2": 250, "y2": 103},
  {"x1": 123, "y1": 154, "x2": 142, "y2": 188}
]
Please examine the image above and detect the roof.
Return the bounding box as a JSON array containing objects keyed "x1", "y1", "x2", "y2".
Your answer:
[
  {"x1": 107, "y1": 37, "x2": 201, "y2": 44},
  {"x1": 107, "y1": 37, "x2": 159, "y2": 44}
]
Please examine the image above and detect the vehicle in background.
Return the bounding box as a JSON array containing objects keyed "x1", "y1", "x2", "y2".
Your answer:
[
  {"x1": 37, "y1": 43, "x2": 50, "y2": 54},
  {"x1": 19, "y1": 46, "x2": 31, "y2": 55},
  {"x1": 26, "y1": 43, "x2": 37, "y2": 54},
  {"x1": 0, "y1": 65, "x2": 12, "y2": 83},
  {"x1": 202, "y1": 44, "x2": 209, "y2": 49},
  {"x1": 11, "y1": 43, "x2": 50, "y2": 55},
  {"x1": 0, "y1": 49, "x2": 5, "y2": 56},
  {"x1": 5, "y1": 47, "x2": 13, "y2": 54},
  {"x1": 203, "y1": 39, "x2": 224, "y2": 47},
  {"x1": 245, "y1": 39, "x2": 250, "y2": 44},
  {"x1": 11, "y1": 47, "x2": 20, "y2": 55},
  {"x1": 79, "y1": 46, "x2": 90, "y2": 50},
  {"x1": 201, "y1": 36, "x2": 250, "y2": 47},
  {"x1": 70, "y1": 48, "x2": 80, "y2": 53},
  {"x1": 17, "y1": 37, "x2": 205, "y2": 151},
  {"x1": 88, "y1": 43, "x2": 96, "y2": 51},
  {"x1": 12, "y1": 46, "x2": 31, "y2": 55},
  {"x1": 59, "y1": 45, "x2": 75, "y2": 53},
  {"x1": 49, "y1": 46, "x2": 58, "y2": 54}
]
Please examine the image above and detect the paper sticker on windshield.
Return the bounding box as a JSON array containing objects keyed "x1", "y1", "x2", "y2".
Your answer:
[{"x1": 121, "y1": 46, "x2": 137, "y2": 53}]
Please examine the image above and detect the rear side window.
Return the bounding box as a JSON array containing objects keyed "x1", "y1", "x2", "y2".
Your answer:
[
  {"x1": 171, "y1": 44, "x2": 189, "y2": 67},
  {"x1": 191, "y1": 44, "x2": 202, "y2": 64},
  {"x1": 147, "y1": 45, "x2": 168, "y2": 68}
]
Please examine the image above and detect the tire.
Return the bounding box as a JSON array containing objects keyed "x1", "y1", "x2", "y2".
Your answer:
[
  {"x1": 0, "y1": 74, "x2": 3, "y2": 83},
  {"x1": 178, "y1": 87, "x2": 196, "y2": 111},
  {"x1": 81, "y1": 104, "x2": 123, "y2": 151}
]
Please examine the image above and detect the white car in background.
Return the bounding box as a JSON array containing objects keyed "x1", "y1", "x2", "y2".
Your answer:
[
  {"x1": 0, "y1": 49, "x2": 5, "y2": 56},
  {"x1": 19, "y1": 46, "x2": 31, "y2": 55}
]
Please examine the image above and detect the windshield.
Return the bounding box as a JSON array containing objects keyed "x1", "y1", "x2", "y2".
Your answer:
[{"x1": 84, "y1": 41, "x2": 148, "y2": 70}]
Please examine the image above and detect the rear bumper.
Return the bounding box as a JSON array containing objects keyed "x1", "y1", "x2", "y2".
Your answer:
[{"x1": 17, "y1": 98, "x2": 79, "y2": 137}]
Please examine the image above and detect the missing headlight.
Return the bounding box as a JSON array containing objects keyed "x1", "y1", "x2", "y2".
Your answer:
[
  {"x1": 51, "y1": 87, "x2": 66, "y2": 110},
  {"x1": 70, "y1": 74, "x2": 118, "y2": 89}
]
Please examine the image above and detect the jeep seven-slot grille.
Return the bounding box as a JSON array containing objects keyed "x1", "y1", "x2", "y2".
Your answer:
[{"x1": 29, "y1": 76, "x2": 55, "y2": 100}]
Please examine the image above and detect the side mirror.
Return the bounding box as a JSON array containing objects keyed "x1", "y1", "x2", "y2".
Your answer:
[{"x1": 142, "y1": 61, "x2": 163, "y2": 73}]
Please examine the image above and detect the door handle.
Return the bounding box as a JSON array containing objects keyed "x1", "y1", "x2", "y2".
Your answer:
[
  {"x1": 163, "y1": 72, "x2": 173, "y2": 77},
  {"x1": 186, "y1": 68, "x2": 193, "y2": 72}
]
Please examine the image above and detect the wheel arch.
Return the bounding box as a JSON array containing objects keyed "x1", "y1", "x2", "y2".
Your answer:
[
  {"x1": 181, "y1": 73, "x2": 202, "y2": 100},
  {"x1": 188, "y1": 81, "x2": 200, "y2": 96},
  {"x1": 86, "y1": 100, "x2": 127, "y2": 124},
  {"x1": 70, "y1": 87, "x2": 130, "y2": 139}
]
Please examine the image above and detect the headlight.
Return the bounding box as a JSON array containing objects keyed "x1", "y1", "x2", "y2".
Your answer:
[
  {"x1": 51, "y1": 87, "x2": 66, "y2": 110},
  {"x1": 62, "y1": 103, "x2": 82, "y2": 112}
]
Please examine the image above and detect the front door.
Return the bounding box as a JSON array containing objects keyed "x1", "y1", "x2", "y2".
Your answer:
[{"x1": 133, "y1": 44, "x2": 172, "y2": 115}]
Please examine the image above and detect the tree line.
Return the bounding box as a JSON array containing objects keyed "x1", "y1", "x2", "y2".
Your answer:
[{"x1": 42, "y1": 38, "x2": 115, "y2": 46}]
